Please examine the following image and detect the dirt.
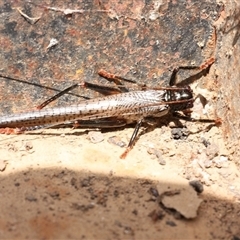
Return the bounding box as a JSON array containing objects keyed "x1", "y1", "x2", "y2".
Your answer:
[{"x1": 0, "y1": 115, "x2": 240, "y2": 239}]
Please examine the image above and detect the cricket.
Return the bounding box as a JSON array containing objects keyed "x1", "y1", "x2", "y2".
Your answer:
[{"x1": 0, "y1": 58, "x2": 220, "y2": 158}]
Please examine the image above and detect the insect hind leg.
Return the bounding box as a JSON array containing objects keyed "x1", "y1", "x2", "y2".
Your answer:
[{"x1": 98, "y1": 69, "x2": 148, "y2": 92}]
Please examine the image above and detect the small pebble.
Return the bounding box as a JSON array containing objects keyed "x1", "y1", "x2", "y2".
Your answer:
[
  {"x1": 147, "y1": 148, "x2": 166, "y2": 165},
  {"x1": 206, "y1": 143, "x2": 219, "y2": 159},
  {"x1": 189, "y1": 180, "x2": 204, "y2": 193},
  {"x1": 108, "y1": 136, "x2": 126, "y2": 148},
  {"x1": 88, "y1": 131, "x2": 104, "y2": 143}
]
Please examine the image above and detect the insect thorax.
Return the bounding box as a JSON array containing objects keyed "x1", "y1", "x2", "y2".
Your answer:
[{"x1": 165, "y1": 86, "x2": 194, "y2": 111}]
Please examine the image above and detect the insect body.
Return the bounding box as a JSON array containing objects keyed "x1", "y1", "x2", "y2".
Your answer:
[
  {"x1": 0, "y1": 86, "x2": 193, "y2": 128},
  {"x1": 0, "y1": 59, "x2": 219, "y2": 158}
]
